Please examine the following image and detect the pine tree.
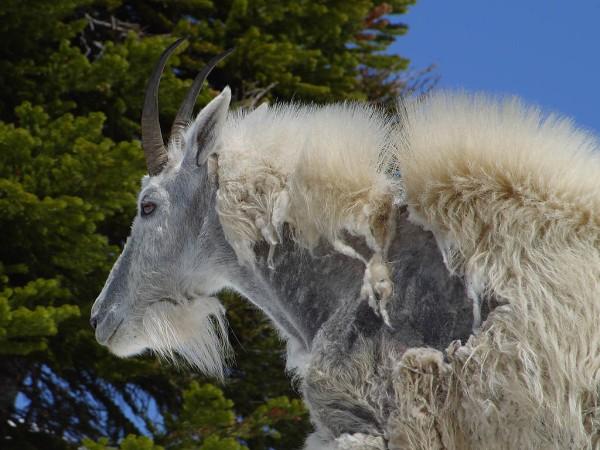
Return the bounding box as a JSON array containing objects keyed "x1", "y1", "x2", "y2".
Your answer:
[{"x1": 0, "y1": 1, "x2": 418, "y2": 448}]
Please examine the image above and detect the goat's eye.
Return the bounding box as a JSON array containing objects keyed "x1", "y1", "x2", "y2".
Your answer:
[{"x1": 141, "y1": 201, "x2": 156, "y2": 216}]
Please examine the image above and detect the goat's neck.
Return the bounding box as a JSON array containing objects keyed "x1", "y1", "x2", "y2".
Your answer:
[
  {"x1": 215, "y1": 205, "x2": 478, "y2": 374},
  {"x1": 223, "y1": 226, "x2": 366, "y2": 362}
]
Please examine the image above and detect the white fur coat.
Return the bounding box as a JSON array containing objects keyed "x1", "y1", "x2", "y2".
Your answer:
[{"x1": 215, "y1": 93, "x2": 600, "y2": 449}]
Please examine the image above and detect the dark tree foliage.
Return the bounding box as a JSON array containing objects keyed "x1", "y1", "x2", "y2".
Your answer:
[{"x1": 0, "y1": 0, "x2": 417, "y2": 448}]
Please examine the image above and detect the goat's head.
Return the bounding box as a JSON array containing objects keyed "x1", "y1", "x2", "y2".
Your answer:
[{"x1": 90, "y1": 40, "x2": 234, "y2": 378}]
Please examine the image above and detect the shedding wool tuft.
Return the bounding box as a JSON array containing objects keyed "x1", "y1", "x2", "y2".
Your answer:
[
  {"x1": 142, "y1": 297, "x2": 231, "y2": 380},
  {"x1": 387, "y1": 91, "x2": 600, "y2": 448},
  {"x1": 217, "y1": 102, "x2": 399, "y2": 267}
]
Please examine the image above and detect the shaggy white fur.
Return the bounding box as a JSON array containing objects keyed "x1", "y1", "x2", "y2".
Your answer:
[
  {"x1": 390, "y1": 92, "x2": 600, "y2": 449},
  {"x1": 217, "y1": 102, "x2": 399, "y2": 321}
]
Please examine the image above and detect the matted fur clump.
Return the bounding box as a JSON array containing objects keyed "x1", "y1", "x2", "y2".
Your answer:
[
  {"x1": 217, "y1": 102, "x2": 398, "y2": 267},
  {"x1": 388, "y1": 92, "x2": 600, "y2": 448}
]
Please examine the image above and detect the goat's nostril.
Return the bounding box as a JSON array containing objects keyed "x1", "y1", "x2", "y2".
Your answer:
[{"x1": 90, "y1": 315, "x2": 98, "y2": 331}]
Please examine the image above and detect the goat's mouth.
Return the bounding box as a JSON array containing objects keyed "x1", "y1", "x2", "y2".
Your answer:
[
  {"x1": 105, "y1": 317, "x2": 125, "y2": 344},
  {"x1": 95, "y1": 314, "x2": 124, "y2": 346}
]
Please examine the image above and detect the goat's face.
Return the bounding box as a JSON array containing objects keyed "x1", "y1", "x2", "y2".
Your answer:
[{"x1": 90, "y1": 42, "x2": 234, "y2": 378}]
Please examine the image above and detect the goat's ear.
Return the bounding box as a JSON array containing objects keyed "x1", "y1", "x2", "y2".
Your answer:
[{"x1": 185, "y1": 86, "x2": 231, "y2": 167}]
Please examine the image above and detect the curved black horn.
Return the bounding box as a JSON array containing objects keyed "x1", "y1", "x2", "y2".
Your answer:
[
  {"x1": 169, "y1": 48, "x2": 234, "y2": 144},
  {"x1": 141, "y1": 38, "x2": 185, "y2": 176}
]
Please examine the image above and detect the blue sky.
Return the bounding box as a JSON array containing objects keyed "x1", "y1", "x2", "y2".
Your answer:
[{"x1": 391, "y1": 1, "x2": 600, "y2": 133}]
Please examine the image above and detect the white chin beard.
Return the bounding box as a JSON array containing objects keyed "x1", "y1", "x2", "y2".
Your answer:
[{"x1": 142, "y1": 296, "x2": 231, "y2": 379}]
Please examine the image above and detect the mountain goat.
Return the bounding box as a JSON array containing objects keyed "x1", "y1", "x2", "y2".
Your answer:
[{"x1": 91, "y1": 40, "x2": 600, "y2": 449}]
